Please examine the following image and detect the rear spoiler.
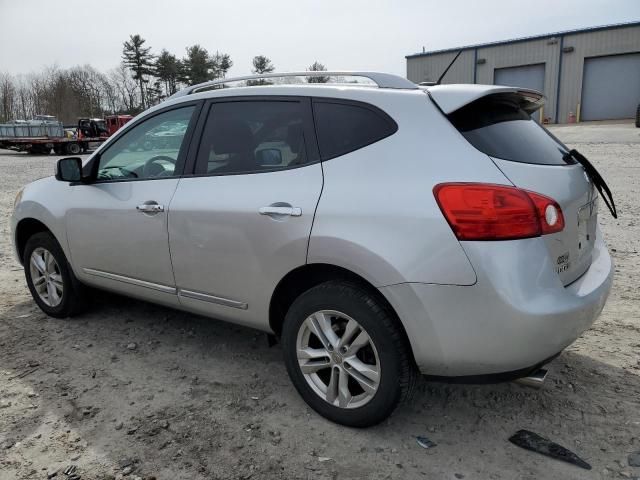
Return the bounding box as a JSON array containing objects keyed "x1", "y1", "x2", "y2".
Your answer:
[{"x1": 425, "y1": 84, "x2": 545, "y2": 115}]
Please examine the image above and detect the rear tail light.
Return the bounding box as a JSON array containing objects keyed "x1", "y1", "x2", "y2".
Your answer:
[{"x1": 433, "y1": 183, "x2": 565, "y2": 241}]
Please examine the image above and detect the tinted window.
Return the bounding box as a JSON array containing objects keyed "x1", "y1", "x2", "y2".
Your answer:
[
  {"x1": 96, "y1": 106, "x2": 195, "y2": 181},
  {"x1": 448, "y1": 94, "x2": 572, "y2": 165},
  {"x1": 195, "y1": 101, "x2": 309, "y2": 175},
  {"x1": 313, "y1": 101, "x2": 398, "y2": 159}
]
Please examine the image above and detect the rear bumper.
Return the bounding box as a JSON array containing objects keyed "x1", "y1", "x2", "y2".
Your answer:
[{"x1": 379, "y1": 227, "x2": 613, "y2": 376}]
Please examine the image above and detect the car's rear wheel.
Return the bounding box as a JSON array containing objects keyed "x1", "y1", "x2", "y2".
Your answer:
[
  {"x1": 282, "y1": 281, "x2": 416, "y2": 427},
  {"x1": 635, "y1": 104, "x2": 640, "y2": 128},
  {"x1": 23, "y1": 232, "x2": 85, "y2": 318}
]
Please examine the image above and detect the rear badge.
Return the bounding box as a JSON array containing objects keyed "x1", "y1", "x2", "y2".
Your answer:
[{"x1": 556, "y1": 252, "x2": 570, "y2": 274}]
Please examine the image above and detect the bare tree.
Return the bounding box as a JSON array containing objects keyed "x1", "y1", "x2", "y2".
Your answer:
[
  {"x1": 108, "y1": 63, "x2": 139, "y2": 114},
  {"x1": 0, "y1": 37, "x2": 235, "y2": 123},
  {"x1": 0, "y1": 73, "x2": 16, "y2": 122}
]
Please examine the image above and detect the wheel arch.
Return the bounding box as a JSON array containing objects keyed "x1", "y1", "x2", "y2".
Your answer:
[
  {"x1": 269, "y1": 263, "x2": 416, "y2": 364},
  {"x1": 15, "y1": 218, "x2": 54, "y2": 264}
]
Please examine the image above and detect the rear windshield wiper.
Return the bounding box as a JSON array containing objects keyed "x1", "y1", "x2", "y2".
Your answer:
[{"x1": 564, "y1": 149, "x2": 617, "y2": 219}]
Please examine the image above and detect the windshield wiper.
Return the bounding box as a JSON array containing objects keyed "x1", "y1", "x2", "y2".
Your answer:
[{"x1": 564, "y1": 149, "x2": 617, "y2": 219}]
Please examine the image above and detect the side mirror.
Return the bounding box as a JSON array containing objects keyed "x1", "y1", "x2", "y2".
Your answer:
[
  {"x1": 256, "y1": 148, "x2": 283, "y2": 166},
  {"x1": 55, "y1": 157, "x2": 83, "y2": 182}
]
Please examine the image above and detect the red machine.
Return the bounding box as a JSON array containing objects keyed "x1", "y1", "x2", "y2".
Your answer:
[{"x1": 106, "y1": 115, "x2": 133, "y2": 136}]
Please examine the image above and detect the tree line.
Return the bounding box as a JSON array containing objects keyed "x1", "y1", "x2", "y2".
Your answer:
[{"x1": 0, "y1": 34, "x2": 328, "y2": 124}]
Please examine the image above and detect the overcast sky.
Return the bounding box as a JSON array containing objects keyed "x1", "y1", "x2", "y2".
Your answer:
[{"x1": 1, "y1": 0, "x2": 639, "y2": 78}]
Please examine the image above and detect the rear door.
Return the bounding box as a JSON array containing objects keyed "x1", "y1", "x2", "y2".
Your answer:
[
  {"x1": 168, "y1": 97, "x2": 323, "y2": 329},
  {"x1": 447, "y1": 93, "x2": 597, "y2": 285}
]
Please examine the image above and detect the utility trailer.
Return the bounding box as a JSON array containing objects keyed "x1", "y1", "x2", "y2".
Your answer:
[{"x1": 0, "y1": 115, "x2": 132, "y2": 154}]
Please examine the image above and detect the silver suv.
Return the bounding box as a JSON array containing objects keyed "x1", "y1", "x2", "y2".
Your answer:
[{"x1": 11, "y1": 72, "x2": 614, "y2": 427}]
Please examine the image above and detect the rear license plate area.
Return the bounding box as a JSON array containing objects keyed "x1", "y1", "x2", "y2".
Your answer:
[{"x1": 577, "y1": 196, "x2": 598, "y2": 258}]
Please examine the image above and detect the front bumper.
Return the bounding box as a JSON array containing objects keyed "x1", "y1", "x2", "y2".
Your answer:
[
  {"x1": 380, "y1": 229, "x2": 613, "y2": 376},
  {"x1": 9, "y1": 211, "x2": 20, "y2": 263}
]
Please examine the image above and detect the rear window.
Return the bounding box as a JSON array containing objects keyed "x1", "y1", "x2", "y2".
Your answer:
[
  {"x1": 313, "y1": 100, "x2": 397, "y2": 160},
  {"x1": 448, "y1": 94, "x2": 573, "y2": 165}
]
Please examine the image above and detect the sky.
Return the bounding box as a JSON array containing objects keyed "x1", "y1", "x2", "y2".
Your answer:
[{"x1": 1, "y1": 0, "x2": 639, "y2": 78}]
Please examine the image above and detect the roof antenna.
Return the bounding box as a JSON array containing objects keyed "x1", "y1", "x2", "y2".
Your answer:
[{"x1": 436, "y1": 50, "x2": 463, "y2": 85}]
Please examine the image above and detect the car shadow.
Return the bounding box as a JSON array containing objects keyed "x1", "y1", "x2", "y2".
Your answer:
[{"x1": 1, "y1": 292, "x2": 638, "y2": 479}]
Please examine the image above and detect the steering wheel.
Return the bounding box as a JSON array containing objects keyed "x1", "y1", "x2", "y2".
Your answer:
[{"x1": 142, "y1": 155, "x2": 176, "y2": 178}]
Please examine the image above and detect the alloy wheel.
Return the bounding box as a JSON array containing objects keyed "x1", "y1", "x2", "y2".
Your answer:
[
  {"x1": 29, "y1": 247, "x2": 64, "y2": 307},
  {"x1": 296, "y1": 310, "x2": 380, "y2": 409}
]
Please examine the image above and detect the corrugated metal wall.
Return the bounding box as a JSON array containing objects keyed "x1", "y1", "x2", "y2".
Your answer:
[
  {"x1": 406, "y1": 50, "x2": 475, "y2": 84},
  {"x1": 406, "y1": 23, "x2": 640, "y2": 123},
  {"x1": 559, "y1": 24, "x2": 640, "y2": 122},
  {"x1": 476, "y1": 37, "x2": 560, "y2": 122}
]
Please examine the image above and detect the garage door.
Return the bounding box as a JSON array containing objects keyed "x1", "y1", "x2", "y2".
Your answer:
[
  {"x1": 581, "y1": 53, "x2": 640, "y2": 121},
  {"x1": 494, "y1": 64, "x2": 545, "y2": 120}
]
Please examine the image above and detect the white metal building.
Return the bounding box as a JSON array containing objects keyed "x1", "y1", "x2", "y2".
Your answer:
[{"x1": 406, "y1": 21, "x2": 640, "y2": 123}]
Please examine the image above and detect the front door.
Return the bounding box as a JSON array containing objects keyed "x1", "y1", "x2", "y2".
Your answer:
[
  {"x1": 66, "y1": 104, "x2": 199, "y2": 305},
  {"x1": 168, "y1": 97, "x2": 323, "y2": 329}
]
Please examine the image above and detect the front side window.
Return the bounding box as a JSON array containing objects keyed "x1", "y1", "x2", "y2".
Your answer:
[
  {"x1": 312, "y1": 100, "x2": 398, "y2": 160},
  {"x1": 195, "y1": 101, "x2": 309, "y2": 175},
  {"x1": 96, "y1": 106, "x2": 195, "y2": 181}
]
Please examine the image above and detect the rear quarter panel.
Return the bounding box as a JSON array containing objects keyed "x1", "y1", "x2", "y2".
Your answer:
[{"x1": 308, "y1": 89, "x2": 511, "y2": 287}]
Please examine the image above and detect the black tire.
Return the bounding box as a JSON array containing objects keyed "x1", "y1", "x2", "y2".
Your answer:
[
  {"x1": 27, "y1": 145, "x2": 48, "y2": 155},
  {"x1": 23, "y1": 231, "x2": 86, "y2": 318},
  {"x1": 65, "y1": 142, "x2": 81, "y2": 155},
  {"x1": 635, "y1": 104, "x2": 640, "y2": 128},
  {"x1": 282, "y1": 281, "x2": 417, "y2": 427}
]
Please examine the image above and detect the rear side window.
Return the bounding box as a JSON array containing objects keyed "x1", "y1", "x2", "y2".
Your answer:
[
  {"x1": 312, "y1": 100, "x2": 397, "y2": 160},
  {"x1": 448, "y1": 94, "x2": 572, "y2": 165}
]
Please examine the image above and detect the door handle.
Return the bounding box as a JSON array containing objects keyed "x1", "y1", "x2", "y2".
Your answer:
[
  {"x1": 136, "y1": 202, "x2": 164, "y2": 213},
  {"x1": 259, "y1": 206, "x2": 302, "y2": 217}
]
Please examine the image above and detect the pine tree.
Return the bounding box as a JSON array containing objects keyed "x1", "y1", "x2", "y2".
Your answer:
[
  {"x1": 212, "y1": 52, "x2": 233, "y2": 78},
  {"x1": 154, "y1": 49, "x2": 181, "y2": 96},
  {"x1": 307, "y1": 61, "x2": 329, "y2": 83},
  {"x1": 181, "y1": 45, "x2": 216, "y2": 85},
  {"x1": 122, "y1": 34, "x2": 154, "y2": 109},
  {"x1": 248, "y1": 56, "x2": 275, "y2": 85},
  {"x1": 252, "y1": 55, "x2": 275, "y2": 74}
]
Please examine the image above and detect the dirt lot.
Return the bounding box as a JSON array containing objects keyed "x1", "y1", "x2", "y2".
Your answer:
[{"x1": 0, "y1": 123, "x2": 639, "y2": 480}]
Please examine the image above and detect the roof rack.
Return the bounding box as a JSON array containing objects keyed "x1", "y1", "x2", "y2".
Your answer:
[{"x1": 169, "y1": 71, "x2": 418, "y2": 99}]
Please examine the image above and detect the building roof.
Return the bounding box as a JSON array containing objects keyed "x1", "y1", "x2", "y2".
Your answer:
[{"x1": 406, "y1": 20, "x2": 640, "y2": 59}]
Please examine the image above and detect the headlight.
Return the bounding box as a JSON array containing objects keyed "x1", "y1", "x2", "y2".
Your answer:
[{"x1": 14, "y1": 188, "x2": 24, "y2": 209}]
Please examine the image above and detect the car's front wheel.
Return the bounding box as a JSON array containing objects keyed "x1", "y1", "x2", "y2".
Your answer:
[
  {"x1": 23, "y1": 232, "x2": 85, "y2": 318},
  {"x1": 282, "y1": 281, "x2": 416, "y2": 427}
]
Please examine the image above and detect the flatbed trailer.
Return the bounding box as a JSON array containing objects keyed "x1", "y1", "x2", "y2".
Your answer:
[
  {"x1": 0, "y1": 114, "x2": 132, "y2": 155},
  {"x1": 0, "y1": 135, "x2": 107, "y2": 155}
]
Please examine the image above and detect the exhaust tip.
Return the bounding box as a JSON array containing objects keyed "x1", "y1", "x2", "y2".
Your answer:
[{"x1": 514, "y1": 368, "x2": 547, "y2": 389}]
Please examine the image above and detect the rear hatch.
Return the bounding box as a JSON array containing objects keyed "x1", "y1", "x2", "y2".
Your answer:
[{"x1": 440, "y1": 90, "x2": 597, "y2": 286}]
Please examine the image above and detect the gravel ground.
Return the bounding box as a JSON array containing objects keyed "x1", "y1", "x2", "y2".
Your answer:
[{"x1": 0, "y1": 123, "x2": 639, "y2": 480}]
